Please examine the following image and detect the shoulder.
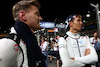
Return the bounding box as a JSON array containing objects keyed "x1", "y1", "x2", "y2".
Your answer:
[
  {"x1": 80, "y1": 35, "x2": 90, "y2": 39},
  {"x1": 0, "y1": 38, "x2": 19, "y2": 67},
  {"x1": 58, "y1": 37, "x2": 67, "y2": 45},
  {"x1": 58, "y1": 37, "x2": 67, "y2": 49},
  {"x1": 59, "y1": 37, "x2": 65, "y2": 41},
  {"x1": 0, "y1": 38, "x2": 17, "y2": 45},
  {"x1": 0, "y1": 38, "x2": 18, "y2": 51},
  {"x1": 90, "y1": 37, "x2": 94, "y2": 39}
]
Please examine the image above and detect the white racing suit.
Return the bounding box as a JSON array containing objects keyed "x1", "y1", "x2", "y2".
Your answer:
[
  {"x1": 0, "y1": 27, "x2": 28, "y2": 67},
  {"x1": 59, "y1": 31, "x2": 98, "y2": 67}
]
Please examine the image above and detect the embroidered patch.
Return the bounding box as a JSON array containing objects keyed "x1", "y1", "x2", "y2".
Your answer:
[
  {"x1": 82, "y1": 36, "x2": 84, "y2": 39},
  {"x1": 73, "y1": 15, "x2": 76, "y2": 18},
  {"x1": 59, "y1": 44, "x2": 67, "y2": 48},
  {"x1": 73, "y1": 44, "x2": 77, "y2": 48},
  {"x1": 67, "y1": 37, "x2": 70, "y2": 41},
  {"x1": 21, "y1": 40, "x2": 26, "y2": 45},
  {"x1": 79, "y1": 41, "x2": 83, "y2": 44},
  {"x1": 14, "y1": 44, "x2": 19, "y2": 51}
]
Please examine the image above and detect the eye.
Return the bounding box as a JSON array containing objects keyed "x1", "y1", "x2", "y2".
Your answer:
[
  {"x1": 77, "y1": 19, "x2": 82, "y2": 22},
  {"x1": 35, "y1": 12, "x2": 40, "y2": 17}
]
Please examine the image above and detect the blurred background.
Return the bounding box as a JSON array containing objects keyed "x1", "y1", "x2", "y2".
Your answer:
[{"x1": 0, "y1": 0, "x2": 99, "y2": 37}]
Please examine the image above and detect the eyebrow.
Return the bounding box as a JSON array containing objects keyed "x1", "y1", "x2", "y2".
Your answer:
[
  {"x1": 77, "y1": 19, "x2": 82, "y2": 21},
  {"x1": 35, "y1": 11, "x2": 40, "y2": 16}
]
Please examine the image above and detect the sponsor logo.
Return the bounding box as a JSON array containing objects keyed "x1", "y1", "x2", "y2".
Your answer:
[
  {"x1": 21, "y1": 40, "x2": 26, "y2": 45},
  {"x1": 79, "y1": 41, "x2": 83, "y2": 44},
  {"x1": 82, "y1": 36, "x2": 84, "y2": 39},
  {"x1": 14, "y1": 44, "x2": 19, "y2": 51}
]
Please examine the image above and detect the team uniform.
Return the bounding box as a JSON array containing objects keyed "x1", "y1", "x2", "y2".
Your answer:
[
  {"x1": 59, "y1": 31, "x2": 98, "y2": 67},
  {"x1": 0, "y1": 27, "x2": 28, "y2": 67}
]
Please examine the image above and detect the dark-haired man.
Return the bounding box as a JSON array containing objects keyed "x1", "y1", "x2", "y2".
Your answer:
[{"x1": 59, "y1": 14, "x2": 98, "y2": 67}]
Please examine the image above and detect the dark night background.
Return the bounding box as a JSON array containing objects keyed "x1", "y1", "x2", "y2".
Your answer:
[{"x1": 0, "y1": 0, "x2": 99, "y2": 33}]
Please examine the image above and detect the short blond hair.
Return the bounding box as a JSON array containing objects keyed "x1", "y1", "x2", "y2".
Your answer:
[
  {"x1": 12, "y1": 0, "x2": 41, "y2": 21},
  {"x1": 21, "y1": 0, "x2": 41, "y2": 8}
]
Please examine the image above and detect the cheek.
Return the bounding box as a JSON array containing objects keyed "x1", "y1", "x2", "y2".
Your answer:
[
  {"x1": 29, "y1": 16, "x2": 37, "y2": 24},
  {"x1": 73, "y1": 24, "x2": 78, "y2": 28},
  {"x1": 73, "y1": 25, "x2": 77, "y2": 28},
  {"x1": 32, "y1": 18, "x2": 41, "y2": 27},
  {"x1": 72, "y1": 23, "x2": 76, "y2": 27}
]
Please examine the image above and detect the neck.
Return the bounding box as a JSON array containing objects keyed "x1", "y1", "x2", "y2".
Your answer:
[
  {"x1": 21, "y1": 20, "x2": 35, "y2": 34},
  {"x1": 69, "y1": 28, "x2": 78, "y2": 33}
]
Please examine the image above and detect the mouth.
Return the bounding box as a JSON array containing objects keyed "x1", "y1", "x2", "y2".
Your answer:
[
  {"x1": 79, "y1": 26, "x2": 82, "y2": 28},
  {"x1": 37, "y1": 21, "x2": 39, "y2": 24}
]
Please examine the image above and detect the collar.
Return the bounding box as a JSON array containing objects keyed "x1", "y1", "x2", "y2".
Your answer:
[
  {"x1": 66, "y1": 31, "x2": 80, "y2": 39},
  {"x1": 10, "y1": 27, "x2": 17, "y2": 34},
  {"x1": 14, "y1": 21, "x2": 33, "y2": 35}
]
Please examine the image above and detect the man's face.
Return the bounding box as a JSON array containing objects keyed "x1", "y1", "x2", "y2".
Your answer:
[
  {"x1": 70, "y1": 17, "x2": 83, "y2": 31},
  {"x1": 94, "y1": 33, "x2": 98, "y2": 37},
  {"x1": 25, "y1": 5, "x2": 42, "y2": 31}
]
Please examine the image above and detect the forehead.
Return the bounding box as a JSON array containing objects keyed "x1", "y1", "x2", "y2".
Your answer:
[
  {"x1": 94, "y1": 33, "x2": 97, "y2": 35},
  {"x1": 74, "y1": 17, "x2": 82, "y2": 20},
  {"x1": 30, "y1": 5, "x2": 39, "y2": 12}
]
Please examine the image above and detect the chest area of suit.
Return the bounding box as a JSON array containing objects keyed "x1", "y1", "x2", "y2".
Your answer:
[
  {"x1": 66, "y1": 36, "x2": 87, "y2": 57},
  {"x1": 67, "y1": 36, "x2": 87, "y2": 47},
  {"x1": 17, "y1": 40, "x2": 28, "y2": 67}
]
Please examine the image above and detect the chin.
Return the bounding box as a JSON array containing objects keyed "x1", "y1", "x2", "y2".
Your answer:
[
  {"x1": 35, "y1": 26, "x2": 41, "y2": 30},
  {"x1": 78, "y1": 29, "x2": 82, "y2": 31},
  {"x1": 37, "y1": 27, "x2": 41, "y2": 30}
]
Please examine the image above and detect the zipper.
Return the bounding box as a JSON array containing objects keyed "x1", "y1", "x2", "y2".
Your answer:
[
  {"x1": 67, "y1": 35, "x2": 81, "y2": 57},
  {"x1": 76, "y1": 39, "x2": 81, "y2": 57}
]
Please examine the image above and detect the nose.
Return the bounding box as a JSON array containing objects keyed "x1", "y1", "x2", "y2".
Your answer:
[
  {"x1": 39, "y1": 16, "x2": 43, "y2": 21},
  {"x1": 80, "y1": 21, "x2": 83, "y2": 25}
]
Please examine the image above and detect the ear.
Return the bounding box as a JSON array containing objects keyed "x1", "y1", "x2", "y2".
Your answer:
[
  {"x1": 69, "y1": 21, "x2": 71, "y2": 26},
  {"x1": 19, "y1": 11, "x2": 27, "y2": 22},
  {"x1": 69, "y1": 21, "x2": 73, "y2": 26}
]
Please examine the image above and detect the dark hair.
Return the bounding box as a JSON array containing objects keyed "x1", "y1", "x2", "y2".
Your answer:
[
  {"x1": 67, "y1": 14, "x2": 82, "y2": 22},
  {"x1": 52, "y1": 39, "x2": 55, "y2": 42}
]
